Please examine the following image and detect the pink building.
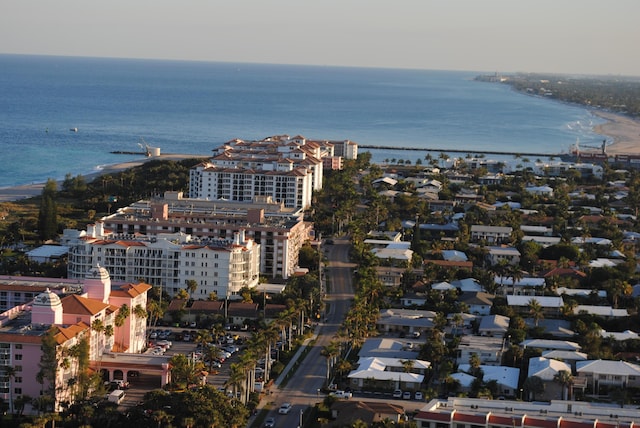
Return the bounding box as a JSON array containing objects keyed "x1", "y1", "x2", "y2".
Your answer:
[{"x1": 0, "y1": 266, "x2": 167, "y2": 414}]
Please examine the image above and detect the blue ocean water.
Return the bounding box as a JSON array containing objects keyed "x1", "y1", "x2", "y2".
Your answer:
[{"x1": 0, "y1": 54, "x2": 604, "y2": 188}]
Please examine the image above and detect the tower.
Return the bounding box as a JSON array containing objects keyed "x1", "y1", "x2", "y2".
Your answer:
[
  {"x1": 31, "y1": 288, "x2": 63, "y2": 326},
  {"x1": 83, "y1": 265, "x2": 111, "y2": 303}
]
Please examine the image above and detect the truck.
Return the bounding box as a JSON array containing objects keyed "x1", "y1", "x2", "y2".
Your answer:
[{"x1": 108, "y1": 389, "x2": 126, "y2": 404}]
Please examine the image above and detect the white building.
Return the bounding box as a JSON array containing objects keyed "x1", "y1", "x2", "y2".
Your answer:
[
  {"x1": 70, "y1": 191, "x2": 313, "y2": 280},
  {"x1": 67, "y1": 230, "x2": 260, "y2": 299},
  {"x1": 188, "y1": 135, "x2": 335, "y2": 209}
]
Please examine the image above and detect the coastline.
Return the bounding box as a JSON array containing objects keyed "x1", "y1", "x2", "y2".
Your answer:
[
  {"x1": 591, "y1": 110, "x2": 640, "y2": 155},
  {"x1": 0, "y1": 153, "x2": 208, "y2": 203},
  {"x1": 1, "y1": 110, "x2": 640, "y2": 204}
]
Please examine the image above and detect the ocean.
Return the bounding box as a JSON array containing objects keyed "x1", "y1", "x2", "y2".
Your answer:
[{"x1": 0, "y1": 54, "x2": 605, "y2": 188}]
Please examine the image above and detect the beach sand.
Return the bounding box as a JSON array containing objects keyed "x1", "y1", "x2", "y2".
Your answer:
[
  {"x1": 592, "y1": 111, "x2": 640, "y2": 155},
  {"x1": 2, "y1": 111, "x2": 640, "y2": 203}
]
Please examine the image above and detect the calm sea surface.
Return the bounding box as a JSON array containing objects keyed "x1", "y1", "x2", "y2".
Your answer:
[{"x1": 0, "y1": 54, "x2": 605, "y2": 188}]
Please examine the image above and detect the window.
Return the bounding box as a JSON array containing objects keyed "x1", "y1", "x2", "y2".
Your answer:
[
  {"x1": 14, "y1": 366, "x2": 22, "y2": 372},
  {"x1": 14, "y1": 354, "x2": 22, "y2": 361},
  {"x1": 14, "y1": 377, "x2": 22, "y2": 383},
  {"x1": 15, "y1": 344, "x2": 22, "y2": 349},
  {"x1": 14, "y1": 388, "x2": 21, "y2": 395}
]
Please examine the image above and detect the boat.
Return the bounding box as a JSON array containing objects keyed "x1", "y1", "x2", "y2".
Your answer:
[{"x1": 70, "y1": 127, "x2": 78, "y2": 132}]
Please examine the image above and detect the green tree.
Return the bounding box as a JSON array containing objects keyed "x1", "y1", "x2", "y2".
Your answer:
[
  {"x1": 38, "y1": 179, "x2": 59, "y2": 241},
  {"x1": 553, "y1": 370, "x2": 573, "y2": 400},
  {"x1": 528, "y1": 298, "x2": 544, "y2": 327}
]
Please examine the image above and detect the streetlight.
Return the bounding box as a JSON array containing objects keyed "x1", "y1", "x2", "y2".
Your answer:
[{"x1": 299, "y1": 409, "x2": 303, "y2": 428}]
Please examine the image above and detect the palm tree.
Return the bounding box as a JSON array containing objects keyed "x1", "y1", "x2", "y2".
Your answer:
[
  {"x1": 528, "y1": 298, "x2": 544, "y2": 327},
  {"x1": 553, "y1": 370, "x2": 573, "y2": 400},
  {"x1": 185, "y1": 279, "x2": 198, "y2": 300},
  {"x1": 523, "y1": 375, "x2": 544, "y2": 401},
  {"x1": 3, "y1": 365, "x2": 16, "y2": 414},
  {"x1": 225, "y1": 363, "x2": 245, "y2": 401},
  {"x1": 194, "y1": 329, "x2": 213, "y2": 351},
  {"x1": 114, "y1": 304, "x2": 130, "y2": 352},
  {"x1": 321, "y1": 341, "x2": 340, "y2": 385},
  {"x1": 104, "y1": 324, "x2": 114, "y2": 351},
  {"x1": 400, "y1": 359, "x2": 415, "y2": 373}
]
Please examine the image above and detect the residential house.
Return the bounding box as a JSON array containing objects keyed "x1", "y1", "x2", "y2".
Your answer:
[
  {"x1": 486, "y1": 246, "x2": 521, "y2": 266},
  {"x1": 347, "y1": 356, "x2": 429, "y2": 392},
  {"x1": 457, "y1": 364, "x2": 520, "y2": 397},
  {"x1": 358, "y1": 338, "x2": 419, "y2": 360},
  {"x1": 527, "y1": 357, "x2": 572, "y2": 400},
  {"x1": 576, "y1": 359, "x2": 640, "y2": 393},
  {"x1": 470, "y1": 225, "x2": 512, "y2": 244},
  {"x1": 459, "y1": 292, "x2": 495, "y2": 316},
  {"x1": 325, "y1": 401, "x2": 405, "y2": 427},
  {"x1": 376, "y1": 309, "x2": 435, "y2": 336},
  {"x1": 506, "y1": 295, "x2": 563, "y2": 317},
  {"x1": 456, "y1": 335, "x2": 504, "y2": 366},
  {"x1": 478, "y1": 314, "x2": 510, "y2": 337}
]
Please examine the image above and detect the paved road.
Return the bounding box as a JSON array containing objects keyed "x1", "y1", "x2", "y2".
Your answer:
[{"x1": 262, "y1": 238, "x2": 356, "y2": 428}]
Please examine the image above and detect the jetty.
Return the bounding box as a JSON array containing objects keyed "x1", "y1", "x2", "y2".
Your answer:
[{"x1": 359, "y1": 144, "x2": 561, "y2": 158}]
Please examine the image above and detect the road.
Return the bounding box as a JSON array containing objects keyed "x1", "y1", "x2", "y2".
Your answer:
[{"x1": 262, "y1": 238, "x2": 356, "y2": 428}]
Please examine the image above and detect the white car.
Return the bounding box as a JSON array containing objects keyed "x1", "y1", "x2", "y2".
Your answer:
[
  {"x1": 278, "y1": 403, "x2": 292, "y2": 414},
  {"x1": 392, "y1": 389, "x2": 403, "y2": 398},
  {"x1": 330, "y1": 390, "x2": 352, "y2": 399},
  {"x1": 415, "y1": 391, "x2": 423, "y2": 400}
]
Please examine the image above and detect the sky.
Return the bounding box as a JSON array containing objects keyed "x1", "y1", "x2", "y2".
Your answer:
[{"x1": 2, "y1": 0, "x2": 639, "y2": 76}]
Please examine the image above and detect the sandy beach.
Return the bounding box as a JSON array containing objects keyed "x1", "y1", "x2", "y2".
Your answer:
[
  {"x1": 592, "y1": 110, "x2": 640, "y2": 155},
  {"x1": 1, "y1": 111, "x2": 640, "y2": 204}
]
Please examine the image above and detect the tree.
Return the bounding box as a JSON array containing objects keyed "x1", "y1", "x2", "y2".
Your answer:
[
  {"x1": 528, "y1": 298, "x2": 544, "y2": 327},
  {"x1": 523, "y1": 375, "x2": 544, "y2": 401},
  {"x1": 321, "y1": 341, "x2": 340, "y2": 385},
  {"x1": 2, "y1": 365, "x2": 16, "y2": 414},
  {"x1": 553, "y1": 370, "x2": 573, "y2": 400},
  {"x1": 185, "y1": 279, "x2": 198, "y2": 299},
  {"x1": 114, "y1": 304, "x2": 130, "y2": 352},
  {"x1": 38, "y1": 328, "x2": 59, "y2": 402},
  {"x1": 400, "y1": 359, "x2": 415, "y2": 373},
  {"x1": 38, "y1": 179, "x2": 58, "y2": 241},
  {"x1": 604, "y1": 278, "x2": 632, "y2": 309}
]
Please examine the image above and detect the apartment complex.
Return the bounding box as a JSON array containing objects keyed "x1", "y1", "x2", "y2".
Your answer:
[
  {"x1": 188, "y1": 135, "x2": 332, "y2": 209},
  {"x1": 67, "y1": 224, "x2": 260, "y2": 299},
  {"x1": 0, "y1": 266, "x2": 155, "y2": 414},
  {"x1": 66, "y1": 192, "x2": 311, "y2": 286}
]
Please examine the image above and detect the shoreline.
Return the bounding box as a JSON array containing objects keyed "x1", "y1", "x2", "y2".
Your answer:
[
  {"x1": 1, "y1": 110, "x2": 640, "y2": 203},
  {"x1": 0, "y1": 154, "x2": 208, "y2": 203}
]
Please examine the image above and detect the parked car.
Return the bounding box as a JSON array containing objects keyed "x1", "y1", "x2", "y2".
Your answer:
[
  {"x1": 393, "y1": 389, "x2": 403, "y2": 398},
  {"x1": 403, "y1": 391, "x2": 411, "y2": 400},
  {"x1": 415, "y1": 391, "x2": 423, "y2": 400},
  {"x1": 278, "y1": 403, "x2": 292, "y2": 414},
  {"x1": 330, "y1": 390, "x2": 353, "y2": 399}
]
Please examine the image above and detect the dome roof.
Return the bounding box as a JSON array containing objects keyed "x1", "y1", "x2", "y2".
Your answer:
[
  {"x1": 85, "y1": 265, "x2": 110, "y2": 280},
  {"x1": 33, "y1": 288, "x2": 62, "y2": 307}
]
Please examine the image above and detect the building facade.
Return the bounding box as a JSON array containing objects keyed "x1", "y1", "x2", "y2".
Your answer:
[
  {"x1": 66, "y1": 192, "x2": 312, "y2": 281},
  {"x1": 0, "y1": 266, "x2": 154, "y2": 414},
  {"x1": 67, "y1": 228, "x2": 260, "y2": 299},
  {"x1": 188, "y1": 135, "x2": 336, "y2": 209}
]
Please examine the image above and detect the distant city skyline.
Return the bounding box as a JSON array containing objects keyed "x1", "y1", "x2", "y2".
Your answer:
[{"x1": 1, "y1": 0, "x2": 639, "y2": 76}]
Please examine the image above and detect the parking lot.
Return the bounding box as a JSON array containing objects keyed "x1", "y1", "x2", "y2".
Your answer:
[{"x1": 116, "y1": 326, "x2": 252, "y2": 408}]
